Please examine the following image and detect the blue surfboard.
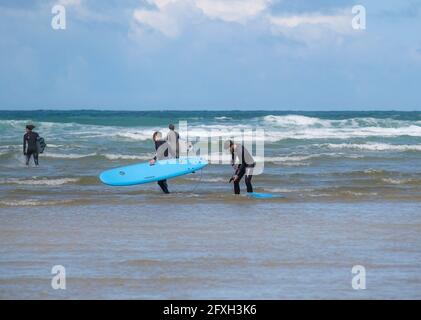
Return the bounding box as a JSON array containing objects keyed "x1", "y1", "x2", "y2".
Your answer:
[{"x1": 100, "y1": 156, "x2": 208, "y2": 186}]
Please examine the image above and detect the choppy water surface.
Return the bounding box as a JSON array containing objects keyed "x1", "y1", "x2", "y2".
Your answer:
[
  {"x1": 1, "y1": 110, "x2": 420, "y2": 205},
  {"x1": 0, "y1": 111, "x2": 420, "y2": 299}
]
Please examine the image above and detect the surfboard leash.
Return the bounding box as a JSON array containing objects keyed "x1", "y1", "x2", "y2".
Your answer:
[{"x1": 190, "y1": 166, "x2": 204, "y2": 194}]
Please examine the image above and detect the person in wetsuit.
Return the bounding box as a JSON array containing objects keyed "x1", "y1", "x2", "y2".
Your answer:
[
  {"x1": 150, "y1": 131, "x2": 170, "y2": 194},
  {"x1": 23, "y1": 124, "x2": 39, "y2": 166},
  {"x1": 166, "y1": 123, "x2": 180, "y2": 159},
  {"x1": 224, "y1": 140, "x2": 256, "y2": 194}
]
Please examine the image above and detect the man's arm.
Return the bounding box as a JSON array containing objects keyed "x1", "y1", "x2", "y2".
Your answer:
[
  {"x1": 175, "y1": 132, "x2": 180, "y2": 157},
  {"x1": 231, "y1": 149, "x2": 235, "y2": 167},
  {"x1": 236, "y1": 146, "x2": 246, "y2": 173},
  {"x1": 23, "y1": 134, "x2": 27, "y2": 154}
]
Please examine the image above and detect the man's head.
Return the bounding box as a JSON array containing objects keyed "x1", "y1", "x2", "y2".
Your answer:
[
  {"x1": 26, "y1": 124, "x2": 35, "y2": 132},
  {"x1": 223, "y1": 140, "x2": 234, "y2": 152},
  {"x1": 169, "y1": 124, "x2": 175, "y2": 131}
]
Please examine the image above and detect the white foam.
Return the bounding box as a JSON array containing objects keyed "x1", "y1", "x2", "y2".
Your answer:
[
  {"x1": 363, "y1": 169, "x2": 386, "y2": 174},
  {"x1": 3, "y1": 116, "x2": 421, "y2": 146},
  {"x1": 103, "y1": 153, "x2": 152, "y2": 160},
  {"x1": 263, "y1": 115, "x2": 329, "y2": 127},
  {"x1": 1, "y1": 178, "x2": 79, "y2": 186},
  {"x1": 116, "y1": 131, "x2": 154, "y2": 141},
  {"x1": 341, "y1": 191, "x2": 378, "y2": 197},
  {"x1": 197, "y1": 153, "x2": 338, "y2": 165},
  {"x1": 44, "y1": 152, "x2": 97, "y2": 159},
  {"x1": 0, "y1": 199, "x2": 74, "y2": 206},
  {"x1": 46, "y1": 144, "x2": 64, "y2": 148},
  {"x1": 323, "y1": 143, "x2": 421, "y2": 152},
  {"x1": 381, "y1": 178, "x2": 417, "y2": 185},
  {"x1": 187, "y1": 177, "x2": 227, "y2": 183},
  {"x1": 265, "y1": 154, "x2": 317, "y2": 162}
]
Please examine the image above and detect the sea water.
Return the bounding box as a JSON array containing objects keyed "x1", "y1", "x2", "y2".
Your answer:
[{"x1": 0, "y1": 110, "x2": 420, "y2": 298}]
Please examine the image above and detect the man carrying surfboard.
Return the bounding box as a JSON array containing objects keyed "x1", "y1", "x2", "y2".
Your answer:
[
  {"x1": 150, "y1": 131, "x2": 170, "y2": 194},
  {"x1": 23, "y1": 124, "x2": 40, "y2": 166},
  {"x1": 224, "y1": 140, "x2": 255, "y2": 195}
]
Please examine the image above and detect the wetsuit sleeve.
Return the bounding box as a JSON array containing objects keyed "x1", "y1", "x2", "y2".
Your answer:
[
  {"x1": 153, "y1": 141, "x2": 157, "y2": 160},
  {"x1": 176, "y1": 132, "x2": 180, "y2": 157},
  {"x1": 237, "y1": 146, "x2": 246, "y2": 173},
  {"x1": 23, "y1": 134, "x2": 27, "y2": 154},
  {"x1": 154, "y1": 140, "x2": 169, "y2": 160},
  {"x1": 231, "y1": 150, "x2": 235, "y2": 166}
]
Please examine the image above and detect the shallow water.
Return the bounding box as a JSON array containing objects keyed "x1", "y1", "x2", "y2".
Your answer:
[
  {"x1": 1, "y1": 111, "x2": 421, "y2": 206},
  {"x1": 1, "y1": 202, "x2": 420, "y2": 299},
  {"x1": 1, "y1": 111, "x2": 421, "y2": 299}
]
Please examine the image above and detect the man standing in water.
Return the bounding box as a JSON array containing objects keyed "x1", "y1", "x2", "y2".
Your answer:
[
  {"x1": 224, "y1": 140, "x2": 256, "y2": 195},
  {"x1": 166, "y1": 123, "x2": 180, "y2": 159},
  {"x1": 150, "y1": 131, "x2": 170, "y2": 194},
  {"x1": 23, "y1": 124, "x2": 39, "y2": 166}
]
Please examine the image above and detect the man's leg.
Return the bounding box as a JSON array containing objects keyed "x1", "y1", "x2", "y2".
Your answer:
[
  {"x1": 233, "y1": 168, "x2": 245, "y2": 195},
  {"x1": 25, "y1": 151, "x2": 32, "y2": 166},
  {"x1": 157, "y1": 180, "x2": 170, "y2": 194},
  {"x1": 33, "y1": 153, "x2": 39, "y2": 166},
  {"x1": 245, "y1": 167, "x2": 253, "y2": 193}
]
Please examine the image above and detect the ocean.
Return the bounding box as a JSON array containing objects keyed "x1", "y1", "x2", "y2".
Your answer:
[{"x1": 1, "y1": 110, "x2": 421, "y2": 299}]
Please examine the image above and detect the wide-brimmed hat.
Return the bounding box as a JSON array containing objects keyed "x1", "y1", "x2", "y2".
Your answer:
[{"x1": 26, "y1": 124, "x2": 35, "y2": 130}]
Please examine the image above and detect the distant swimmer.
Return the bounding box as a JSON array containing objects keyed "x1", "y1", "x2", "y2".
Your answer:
[
  {"x1": 166, "y1": 123, "x2": 180, "y2": 159},
  {"x1": 224, "y1": 140, "x2": 256, "y2": 195},
  {"x1": 150, "y1": 131, "x2": 170, "y2": 194},
  {"x1": 23, "y1": 124, "x2": 40, "y2": 166}
]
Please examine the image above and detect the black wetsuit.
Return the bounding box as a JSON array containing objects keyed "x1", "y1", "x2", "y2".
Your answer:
[
  {"x1": 231, "y1": 144, "x2": 255, "y2": 194},
  {"x1": 154, "y1": 140, "x2": 170, "y2": 194},
  {"x1": 23, "y1": 131, "x2": 39, "y2": 166}
]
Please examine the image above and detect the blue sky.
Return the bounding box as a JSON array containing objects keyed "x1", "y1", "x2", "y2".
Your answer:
[{"x1": 0, "y1": 0, "x2": 420, "y2": 110}]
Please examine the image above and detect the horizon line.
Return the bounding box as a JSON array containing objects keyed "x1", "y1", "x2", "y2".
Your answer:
[{"x1": 0, "y1": 108, "x2": 420, "y2": 112}]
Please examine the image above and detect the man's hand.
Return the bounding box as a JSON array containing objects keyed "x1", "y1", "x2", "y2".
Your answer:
[
  {"x1": 149, "y1": 159, "x2": 155, "y2": 166},
  {"x1": 233, "y1": 175, "x2": 239, "y2": 182}
]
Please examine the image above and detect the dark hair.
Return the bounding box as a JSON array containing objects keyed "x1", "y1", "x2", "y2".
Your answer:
[
  {"x1": 152, "y1": 131, "x2": 162, "y2": 141},
  {"x1": 169, "y1": 124, "x2": 175, "y2": 130},
  {"x1": 26, "y1": 124, "x2": 35, "y2": 130}
]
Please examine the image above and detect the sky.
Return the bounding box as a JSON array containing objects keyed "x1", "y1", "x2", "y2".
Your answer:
[{"x1": 0, "y1": 0, "x2": 420, "y2": 110}]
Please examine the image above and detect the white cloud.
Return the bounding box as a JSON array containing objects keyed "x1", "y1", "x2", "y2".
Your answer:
[
  {"x1": 58, "y1": 0, "x2": 82, "y2": 7},
  {"x1": 268, "y1": 8, "x2": 361, "y2": 47},
  {"x1": 133, "y1": 0, "x2": 272, "y2": 37},
  {"x1": 133, "y1": 6, "x2": 181, "y2": 37},
  {"x1": 195, "y1": 0, "x2": 271, "y2": 23},
  {"x1": 269, "y1": 12, "x2": 353, "y2": 33},
  {"x1": 268, "y1": 9, "x2": 357, "y2": 45},
  {"x1": 133, "y1": 0, "x2": 197, "y2": 38},
  {"x1": 133, "y1": 1, "x2": 356, "y2": 43}
]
